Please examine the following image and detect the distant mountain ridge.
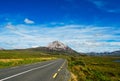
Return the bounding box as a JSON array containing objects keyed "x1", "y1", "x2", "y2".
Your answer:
[
  {"x1": 0, "y1": 47, "x2": 4, "y2": 50},
  {"x1": 87, "y1": 50, "x2": 120, "y2": 56}
]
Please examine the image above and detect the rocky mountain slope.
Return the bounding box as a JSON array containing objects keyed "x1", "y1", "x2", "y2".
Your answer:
[
  {"x1": 47, "y1": 41, "x2": 68, "y2": 50},
  {"x1": 22, "y1": 41, "x2": 80, "y2": 55}
]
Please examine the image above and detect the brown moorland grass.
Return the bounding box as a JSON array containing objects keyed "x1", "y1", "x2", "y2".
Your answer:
[{"x1": 68, "y1": 56, "x2": 120, "y2": 81}]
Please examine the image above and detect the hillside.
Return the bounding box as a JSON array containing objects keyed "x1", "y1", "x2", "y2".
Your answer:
[{"x1": 16, "y1": 41, "x2": 81, "y2": 56}]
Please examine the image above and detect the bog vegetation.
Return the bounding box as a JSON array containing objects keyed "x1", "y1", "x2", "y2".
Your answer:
[{"x1": 68, "y1": 56, "x2": 120, "y2": 81}]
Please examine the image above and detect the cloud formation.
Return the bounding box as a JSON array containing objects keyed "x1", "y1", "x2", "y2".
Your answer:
[
  {"x1": 89, "y1": 0, "x2": 120, "y2": 13},
  {"x1": 24, "y1": 18, "x2": 34, "y2": 24},
  {"x1": 0, "y1": 23, "x2": 120, "y2": 52}
]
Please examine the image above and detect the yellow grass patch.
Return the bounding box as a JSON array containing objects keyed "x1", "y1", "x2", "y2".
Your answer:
[
  {"x1": 25, "y1": 57, "x2": 56, "y2": 60},
  {"x1": 70, "y1": 72, "x2": 78, "y2": 81},
  {"x1": 0, "y1": 57, "x2": 56, "y2": 63},
  {"x1": 0, "y1": 59, "x2": 23, "y2": 62}
]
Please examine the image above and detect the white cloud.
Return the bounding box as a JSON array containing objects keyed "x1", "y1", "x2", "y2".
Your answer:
[
  {"x1": 0, "y1": 23, "x2": 120, "y2": 52},
  {"x1": 6, "y1": 22, "x2": 16, "y2": 30},
  {"x1": 50, "y1": 22, "x2": 65, "y2": 25},
  {"x1": 24, "y1": 18, "x2": 34, "y2": 24},
  {"x1": 31, "y1": 45, "x2": 39, "y2": 48},
  {"x1": 89, "y1": 0, "x2": 120, "y2": 13},
  {"x1": 91, "y1": 0, "x2": 105, "y2": 8},
  {"x1": 107, "y1": 9, "x2": 120, "y2": 13}
]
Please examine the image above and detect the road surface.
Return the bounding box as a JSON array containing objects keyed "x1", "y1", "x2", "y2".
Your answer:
[{"x1": 0, "y1": 59, "x2": 70, "y2": 81}]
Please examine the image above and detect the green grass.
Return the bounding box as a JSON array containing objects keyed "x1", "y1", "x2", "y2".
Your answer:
[
  {"x1": 0, "y1": 50, "x2": 51, "y2": 59},
  {"x1": 0, "y1": 50, "x2": 56, "y2": 68},
  {"x1": 68, "y1": 56, "x2": 120, "y2": 81}
]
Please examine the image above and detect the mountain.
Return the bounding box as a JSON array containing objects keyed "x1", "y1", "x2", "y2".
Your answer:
[
  {"x1": 25, "y1": 41, "x2": 80, "y2": 55},
  {"x1": 47, "y1": 41, "x2": 76, "y2": 53},
  {"x1": 87, "y1": 50, "x2": 120, "y2": 56},
  {"x1": 110, "y1": 50, "x2": 120, "y2": 56},
  {"x1": 0, "y1": 47, "x2": 4, "y2": 50},
  {"x1": 47, "y1": 41, "x2": 68, "y2": 50}
]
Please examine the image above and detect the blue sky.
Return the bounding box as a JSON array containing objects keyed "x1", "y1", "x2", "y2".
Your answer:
[{"x1": 0, "y1": 0, "x2": 120, "y2": 52}]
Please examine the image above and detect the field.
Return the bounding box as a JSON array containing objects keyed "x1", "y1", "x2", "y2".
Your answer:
[
  {"x1": 0, "y1": 50, "x2": 56, "y2": 68},
  {"x1": 68, "y1": 56, "x2": 120, "y2": 81}
]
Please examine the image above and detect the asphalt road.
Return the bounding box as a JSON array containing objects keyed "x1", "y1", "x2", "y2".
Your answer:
[{"x1": 0, "y1": 59, "x2": 69, "y2": 81}]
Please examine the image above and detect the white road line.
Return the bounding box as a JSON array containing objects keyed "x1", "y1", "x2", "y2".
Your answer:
[{"x1": 0, "y1": 61, "x2": 57, "y2": 81}]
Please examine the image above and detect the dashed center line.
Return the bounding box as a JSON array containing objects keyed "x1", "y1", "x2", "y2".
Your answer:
[
  {"x1": 52, "y1": 60, "x2": 66, "y2": 79},
  {"x1": 53, "y1": 73, "x2": 58, "y2": 78},
  {"x1": 58, "y1": 68, "x2": 61, "y2": 71}
]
